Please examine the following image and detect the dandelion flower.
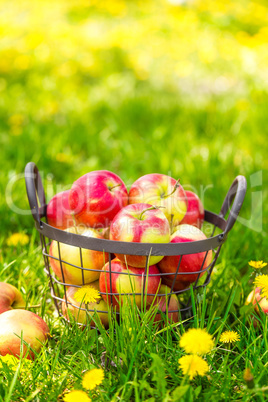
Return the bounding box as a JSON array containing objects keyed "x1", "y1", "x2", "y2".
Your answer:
[
  {"x1": 219, "y1": 330, "x2": 240, "y2": 343},
  {"x1": 63, "y1": 390, "x2": 91, "y2": 402},
  {"x1": 82, "y1": 368, "x2": 104, "y2": 390},
  {"x1": 7, "y1": 233, "x2": 29, "y2": 247},
  {"x1": 249, "y1": 261, "x2": 267, "y2": 269},
  {"x1": 74, "y1": 286, "x2": 101, "y2": 304},
  {"x1": 0, "y1": 355, "x2": 19, "y2": 370},
  {"x1": 0, "y1": 355, "x2": 33, "y2": 372},
  {"x1": 254, "y1": 275, "x2": 268, "y2": 299},
  {"x1": 179, "y1": 354, "x2": 209, "y2": 380},
  {"x1": 243, "y1": 368, "x2": 255, "y2": 389},
  {"x1": 179, "y1": 328, "x2": 214, "y2": 355}
]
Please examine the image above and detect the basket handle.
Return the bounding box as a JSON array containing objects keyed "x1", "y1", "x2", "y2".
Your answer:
[
  {"x1": 25, "y1": 162, "x2": 46, "y2": 227},
  {"x1": 219, "y1": 175, "x2": 247, "y2": 239}
]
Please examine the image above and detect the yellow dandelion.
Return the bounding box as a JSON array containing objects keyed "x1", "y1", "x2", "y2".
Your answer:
[
  {"x1": 243, "y1": 368, "x2": 255, "y2": 389},
  {"x1": 7, "y1": 233, "x2": 29, "y2": 247},
  {"x1": 0, "y1": 355, "x2": 19, "y2": 371},
  {"x1": 56, "y1": 153, "x2": 70, "y2": 163},
  {"x1": 179, "y1": 328, "x2": 214, "y2": 356},
  {"x1": 219, "y1": 330, "x2": 240, "y2": 344},
  {"x1": 179, "y1": 354, "x2": 209, "y2": 380},
  {"x1": 248, "y1": 260, "x2": 267, "y2": 269},
  {"x1": 0, "y1": 355, "x2": 33, "y2": 372},
  {"x1": 254, "y1": 275, "x2": 268, "y2": 299},
  {"x1": 63, "y1": 390, "x2": 91, "y2": 402},
  {"x1": 8, "y1": 114, "x2": 24, "y2": 127},
  {"x1": 74, "y1": 286, "x2": 101, "y2": 304},
  {"x1": 82, "y1": 368, "x2": 104, "y2": 390}
]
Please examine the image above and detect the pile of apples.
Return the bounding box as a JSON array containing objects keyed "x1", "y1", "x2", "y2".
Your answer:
[
  {"x1": 47, "y1": 171, "x2": 213, "y2": 327},
  {"x1": 0, "y1": 282, "x2": 49, "y2": 359}
]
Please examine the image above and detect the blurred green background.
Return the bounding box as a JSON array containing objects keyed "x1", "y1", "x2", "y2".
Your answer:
[
  {"x1": 0, "y1": 0, "x2": 267, "y2": 253},
  {"x1": 0, "y1": 4, "x2": 267, "y2": 399}
]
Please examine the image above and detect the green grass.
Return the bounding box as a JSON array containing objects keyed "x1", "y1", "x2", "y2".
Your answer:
[{"x1": 0, "y1": 0, "x2": 268, "y2": 400}]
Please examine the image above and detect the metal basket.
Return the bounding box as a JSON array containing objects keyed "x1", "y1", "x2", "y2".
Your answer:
[{"x1": 24, "y1": 162, "x2": 247, "y2": 326}]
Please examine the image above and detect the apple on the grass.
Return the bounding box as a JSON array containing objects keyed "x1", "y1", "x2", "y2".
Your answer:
[
  {"x1": 0, "y1": 309, "x2": 49, "y2": 359},
  {"x1": 99, "y1": 258, "x2": 161, "y2": 308},
  {"x1": 158, "y1": 224, "x2": 213, "y2": 291},
  {"x1": 152, "y1": 284, "x2": 180, "y2": 324},
  {"x1": 62, "y1": 280, "x2": 109, "y2": 328},
  {"x1": 69, "y1": 170, "x2": 128, "y2": 228},
  {"x1": 47, "y1": 190, "x2": 74, "y2": 230},
  {"x1": 0, "y1": 282, "x2": 25, "y2": 314},
  {"x1": 110, "y1": 203, "x2": 170, "y2": 268},
  {"x1": 179, "y1": 190, "x2": 204, "y2": 229},
  {"x1": 128, "y1": 173, "x2": 188, "y2": 227},
  {"x1": 49, "y1": 227, "x2": 109, "y2": 285},
  {"x1": 246, "y1": 287, "x2": 268, "y2": 315}
]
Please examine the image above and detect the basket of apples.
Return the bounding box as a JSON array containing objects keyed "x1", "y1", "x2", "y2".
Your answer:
[{"x1": 25, "y1": 163, "x2": 247, "y2": 328}]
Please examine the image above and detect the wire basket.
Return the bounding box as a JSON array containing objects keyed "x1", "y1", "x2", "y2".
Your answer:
[{"x1": 25, "y1": 162, "x2": 247, "y2": 327}]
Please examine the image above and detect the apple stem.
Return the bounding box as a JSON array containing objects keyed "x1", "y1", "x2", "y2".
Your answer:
[
  {"x1": 170, "y1": 214, "x2": 174, "y2": 233},
  {"x1": 139, "y1": 205, "x2": 165, "y2": 220},
  {"x1": 109, "y1": 183, "x2": 122, "y2": 191},
  {"x1": 161, "y1": 179, "x2": 181, "y2": 199}
]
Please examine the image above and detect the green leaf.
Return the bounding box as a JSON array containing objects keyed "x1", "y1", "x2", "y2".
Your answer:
[
  {"x1": 162, "y1": 391, "x2": 173, "y2": 402},
  {"x1": 194, "y1": 385, "x2": 202, "y2": 398},
  {"x1": 172, "y1": 385, "x2": 190, "y2": 401},
  {"x1": 239, "y1": 304, "x2": 253, "y2": 316},
  {"x1": 149, "y1": 353, "x2": 167, "y2": 398}
]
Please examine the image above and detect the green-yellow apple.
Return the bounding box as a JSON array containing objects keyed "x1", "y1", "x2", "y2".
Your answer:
[
  {"x1": 0, "y1": 309, "x2": 49, "y2": 359},
  {"x1": 179, "y1": 190, "x2": 204, "y2": 229},
  {"x1": 0, "y1": 282, "x2": 25, "y2": 314},
  {"x1": 62, "y1": 280, "x2": 109, "y2": 328},
  {"x1": 246, "y1": 287, "x2": 268, "y2": 315},
  {"x1": 99, "y1": 258, "x2": 161, "y2": 308},
  {"x1": 69, "y1": 170, "x2": 128, "y2": 228},
  {"x1": 158, "y1": 224, "x2": 213, "y2": 291},
  {"x1": 110, "y1": 203, "x2": 170, "y2": 268},
  {"x1": 152, "y1": 284, "x2": 180, "y2": 324},
  {"x1": 129, "y1": 173, "x2": 187, "y2": 227},
  {"x1": 49, "y1": 227, "x2": 109, "y2": 285},
  {"x1": 47, "y1": 190, "x2": 74, "y2": 230}
]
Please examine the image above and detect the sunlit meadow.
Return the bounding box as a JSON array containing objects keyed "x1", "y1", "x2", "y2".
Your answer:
[{"x1": 0, "y1": 0, "x2": 268, "y2": 400}]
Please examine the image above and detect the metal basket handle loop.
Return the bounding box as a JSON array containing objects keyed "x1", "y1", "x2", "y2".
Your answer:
[
  {"x1": 219, "y1": 175, "x2": 247, "y2": 239},
  {"x1": 25, "y1": 162, "x2": 46, "y2": 227}
]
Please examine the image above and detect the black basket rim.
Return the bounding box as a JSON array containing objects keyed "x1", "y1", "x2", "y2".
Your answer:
[{"x1": 35, "y1": 211, "x2": 225, "y2": 255}]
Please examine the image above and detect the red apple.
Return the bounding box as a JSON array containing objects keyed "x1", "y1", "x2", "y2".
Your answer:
[
  {"x1": 49, "y1": 227, "x2": 109, "y2": 285},
  {"x1": 0, "y1": 282, "x2": 25, "y2": 314},
  {"x1": 159, "y1": 278, "x2": 191, "y2": 292},
  {"x1": 0, "y1": 310, "x2": 49, "y2": 359},
  {"x1": 179, "y1": 191, "x2": 204, "y2": 229},
  {"x1": 246, "y1": 287, "x2": 268, "y2": 315},
  {"x1": 129, "y1": 173, "x2": 187, "y2": 227},
  {"x1": 62, "y1": 280, "x2": 109, "y2": 328},
  {"x1": 152, "y1": 284, "x2": 180, "y2": 324},
  {"x1": 99, "y1": 258, "x2": 161, "y2": 308},
  {"x1": 110, "y1": 203, "x2": 170, "y2": 268},
  {"x1": 47, "y1": 190, "x2": 74, "y2": 230},
  {"x1": 69, "y1": 170, "x2": 128, "y2": 228},
  {"x1": 158, "y1": 224, "x2": 213, "y2": 291}
]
